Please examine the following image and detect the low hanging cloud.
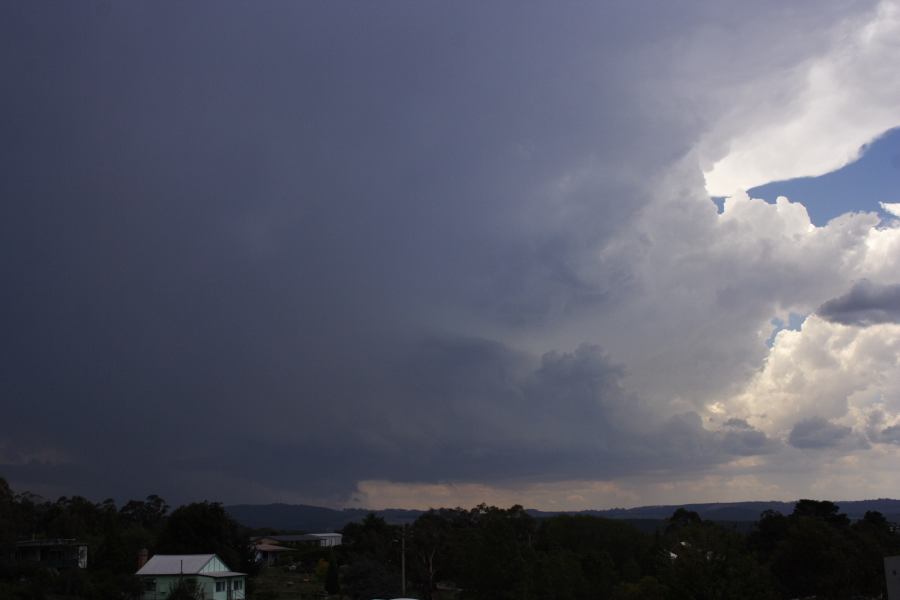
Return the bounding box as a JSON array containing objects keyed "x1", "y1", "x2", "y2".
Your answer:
[
  {"x1": 788, "y1": 417, "x2": 852, "y2": 449},
  {"x1": 818, "y1": 280, "x2": 900, "y2": 325},
  {"x1": 203, "y1": 339, "x2": 780, "y2": 502},
  {"x1": 719, "y1": 418, "x2": 779, "y2": 456}
]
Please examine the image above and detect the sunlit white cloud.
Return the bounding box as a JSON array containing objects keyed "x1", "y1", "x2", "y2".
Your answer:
[
  {"x1": 703, "y1": 0, "x2": 900, "y2": 196},
  {"x1": 724, "y1": 315, "x2": 900, "y2": 444},
  {"x1": 882, "y1": 202, "x2": 900, "y2": 218}
]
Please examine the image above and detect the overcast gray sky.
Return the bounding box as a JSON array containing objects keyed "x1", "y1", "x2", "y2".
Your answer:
[{"x1": 3, "y1": 0, "x2": 900, "y2": 509}]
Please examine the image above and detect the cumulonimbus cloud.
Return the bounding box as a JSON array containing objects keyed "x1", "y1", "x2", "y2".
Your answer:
[{"x1": 4, "y1": 0, "x2": 900, "y2": 507}]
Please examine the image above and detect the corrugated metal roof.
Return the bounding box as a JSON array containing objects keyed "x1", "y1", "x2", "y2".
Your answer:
[
  {"x1": 250, "y1": 533, "x2": 341, "y2": 542},
  {"x1": 255, "y1": 543, "x2": 291, "y2": 552},
  {"x1": 136, "y1": 554, "x2": 216, "y2": 575},
  {"x1": 252, "y1": 534, "x2": 313, "y2": 542}
]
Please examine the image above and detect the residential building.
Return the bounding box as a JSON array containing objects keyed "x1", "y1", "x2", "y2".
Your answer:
[
  {"x1": 253, "y1": 540, "x2": 292, "y2": 566},
  {"x1": 136, "y1": 554, "x2": 246, "y2": 600},
  {"x1": 15, "y1": 539, "x2": 87, "y2": 569},
  {"x1": 251, "y1": 533, "x2": 342, "y2": 548}
]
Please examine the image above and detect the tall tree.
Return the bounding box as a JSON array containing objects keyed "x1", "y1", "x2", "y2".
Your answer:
[
  {"x1": 455, "y1": 505, "x2": 538, "y2": 600},
  {"x1": 660, "y1": 509, "x2": 776, "y2": 600},
  {"x1": 120, "y1": 495, "x2": 169, "y2": 531},
  {"x1": 156, "y1": 502, "x2": 258, "y2": 575},
  {"x1": 339, "y1": 513, "x2": 402, "y2": 599}
]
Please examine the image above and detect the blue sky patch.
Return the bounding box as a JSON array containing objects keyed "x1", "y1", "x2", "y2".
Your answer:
[
  {"x1": 749, "y1": 127, "x2": 900, "y2": 226},
  {"x1": 767, "y1": 312, "x2": 806, "y2": 348}
]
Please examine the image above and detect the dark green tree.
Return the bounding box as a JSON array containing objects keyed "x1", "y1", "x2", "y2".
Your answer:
[
  {"x1": 156, "y1": 502, "x2": 258, "y2": 576},
  {"x1": 339, "y1": 514, "x2": 402, "y2": 599},
  {"x1": 325, "y1": 554, "x2": 340, "y2": 595},
  {"x1": 342, "y1": 558, "x2": 400, "y2": 599},
  {"x1": 455, "y1": 505, "x2": 537, "y2": 600},
  {"x1": 341, "y1": 513, "x2": 400, "y2": 562},
  {"x1": 660, "y1": 510, "x2": 776, "y2": 600},
  {"x1": 747, "y1": 509, "x2": 788, "y2": 559},
  {"x1": 665, "y1": 508, "x2": 702, "y2": 534},
  {"x1": 534, "y1": 514, "x2": 652, "y2": 599},
  {"x1": 791, "y1": 499, "x2": 849, "y2": 526},
  {"x1": 408, "y1": 509, "x2": 456, "y2": 600},
  {"x1": 766, "y1": 500, "x2": 866, "y2": 599},
  {"x1": 120, "y1": 494, "x2": 169, "y2": 530},
  {"x1": 0, "y1": 477, "x2": 15, "y2": 553}
]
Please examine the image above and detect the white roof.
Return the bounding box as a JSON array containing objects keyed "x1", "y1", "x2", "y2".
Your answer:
[{"x1": 136, "y1": 554, "x2": 244, "y2": 577}]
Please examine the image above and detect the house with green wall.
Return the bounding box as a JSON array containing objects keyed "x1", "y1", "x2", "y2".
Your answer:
[{"x1": 136, "y1": 554, "x2": 246, "y2": 600}]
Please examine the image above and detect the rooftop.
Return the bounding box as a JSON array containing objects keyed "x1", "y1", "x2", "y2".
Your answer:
[{"x1": 136, "y1": 554, "x2": 245, "y2": 577}]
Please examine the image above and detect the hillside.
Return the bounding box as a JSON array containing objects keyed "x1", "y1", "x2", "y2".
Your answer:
[{"x1": 226, "y1": 498, "x2": 900, "y2": 531}]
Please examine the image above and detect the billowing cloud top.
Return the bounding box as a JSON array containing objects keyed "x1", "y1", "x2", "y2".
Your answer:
[{"x1": 2, "y1": 0, "x2": 900, "y2": 509}]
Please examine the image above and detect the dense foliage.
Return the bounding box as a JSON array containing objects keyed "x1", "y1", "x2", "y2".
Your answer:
[
  {"x1": 0, "y1": 477, "x2": 255, "y2": 600},
  {"x1": 337, "y1": 502, "x2": 900, "y2": 600},
  {"x1": 2, "y1": 474, "x2": 899, "y2": 600}
]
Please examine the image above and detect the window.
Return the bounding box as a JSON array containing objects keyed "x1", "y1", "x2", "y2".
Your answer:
[
  {"x1": 143, "y1": 579, "x2": 156, "y2": 592},
  {"x1": 233, "y1": 579, "x2": 243, "y2": 590},
  {"x1": 216, "y1": 581, "x2": 226, "y2": 592}
]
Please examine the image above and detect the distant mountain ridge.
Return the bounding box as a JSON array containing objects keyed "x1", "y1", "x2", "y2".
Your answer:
[{"x1": 226, "y1": 498, "x2": 900, "y2": 531}]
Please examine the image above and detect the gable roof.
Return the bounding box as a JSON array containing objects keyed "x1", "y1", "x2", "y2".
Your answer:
[{"x1": 136, "y1": 554, "x2": 244, "y2": 576}]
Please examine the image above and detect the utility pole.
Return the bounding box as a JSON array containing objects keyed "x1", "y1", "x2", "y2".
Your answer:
[{"x1": 401, "y1": 524, "x2": 407, "y2": 596}]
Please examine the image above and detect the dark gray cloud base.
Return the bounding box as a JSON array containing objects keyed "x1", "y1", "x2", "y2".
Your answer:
[
  {"x1": 788, "y1": 418, "x2": 851, "y2": 449},
  {"x1": 818, "y1": 280, "x2": 900, "y2": 326}
]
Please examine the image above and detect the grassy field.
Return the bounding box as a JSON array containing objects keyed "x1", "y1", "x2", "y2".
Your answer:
[
  {"x1": 252, "y1": 565, "x2": 330, "y2": 600},
  {"x1": 251, "y1": 564, "x2": 460, "y2": 600}
]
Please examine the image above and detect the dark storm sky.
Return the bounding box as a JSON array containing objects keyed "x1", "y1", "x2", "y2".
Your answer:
[{"x1": 3, "y1": 0, "x2": 898, "y2": 509}]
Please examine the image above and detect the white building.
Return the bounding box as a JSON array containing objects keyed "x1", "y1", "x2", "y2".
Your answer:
[
  {"x1": 252, "y1": 533, "x2": 343, "y2": 548},
  {"x1": 306, "y1": 533, "x2": 343, "y2": 547},
  {"x1": 136, "y1": 554, "x2": 246, "y2": 600}
]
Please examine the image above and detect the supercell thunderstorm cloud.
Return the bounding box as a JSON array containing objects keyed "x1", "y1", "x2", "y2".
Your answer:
[{"x1": 2, "y1": 0, "x2": 900, "y2": 509}]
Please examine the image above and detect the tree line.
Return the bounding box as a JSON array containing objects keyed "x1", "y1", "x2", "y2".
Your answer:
[
  {"x1": 0, "y1": 476, "x2": 258, "y2": 599},
  {"x1": 337, "y1": 501, "x2": 900, "y2": 600},
  {"x1": 3, "y1": 473, "x2": 900, "y2": 599}
]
